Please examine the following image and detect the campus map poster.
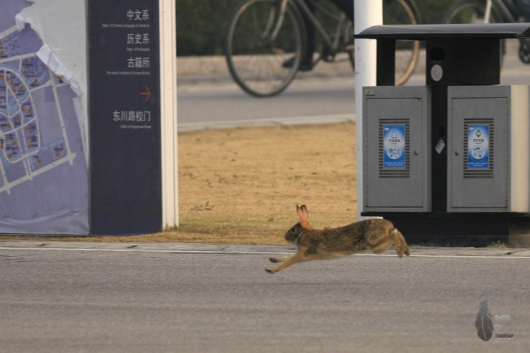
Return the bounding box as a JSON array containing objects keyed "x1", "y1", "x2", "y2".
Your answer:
[
  {"x1": 0, "y1": 0, "x2": 89, "y2": 234},
  {"x1": 88, "y1": 0, "x2": 162, "y2": 234}
]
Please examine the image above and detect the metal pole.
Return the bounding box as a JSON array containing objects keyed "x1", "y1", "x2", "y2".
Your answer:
[{"x1": 354, "y1": 0, "x2": 382, "y2": 219}]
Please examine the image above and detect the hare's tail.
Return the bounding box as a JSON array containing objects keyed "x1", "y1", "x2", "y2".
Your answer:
[{"x1": 391, "y1": 229, "x2": 411, "y2": 258}]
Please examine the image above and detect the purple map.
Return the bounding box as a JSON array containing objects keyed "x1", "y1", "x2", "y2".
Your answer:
[{"x1": 0, "y1": 0, "x2": 88, "y2": 234}]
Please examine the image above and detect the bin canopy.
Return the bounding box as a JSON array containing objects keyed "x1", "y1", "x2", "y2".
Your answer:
[
  {"x1": 355, "y1": 23, "x2": 530, "y2": 86},
  {"x1": 356, "y1": 23, "x2": 530, "y2": 40}
]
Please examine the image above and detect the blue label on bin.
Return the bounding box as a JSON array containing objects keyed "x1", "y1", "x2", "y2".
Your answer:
[
  {"x1": 383, "y1": 125, "x2": 406, "y2": 168},
  {"x1": 467, "y1": 125, "x2": 489, "y2": 169}
]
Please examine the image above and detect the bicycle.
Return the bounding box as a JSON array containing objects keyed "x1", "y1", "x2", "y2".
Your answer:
[
  {"x1": 224, "y1": 0, "x2": 421, "y2": 97},
  {"x1": 442, "y1": 0, "x2": 530, "y2": 64}
]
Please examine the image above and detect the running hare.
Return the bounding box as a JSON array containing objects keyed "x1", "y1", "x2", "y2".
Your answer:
[{"x1": 266, "y1": 205, "x2": 410, "y2": 274}]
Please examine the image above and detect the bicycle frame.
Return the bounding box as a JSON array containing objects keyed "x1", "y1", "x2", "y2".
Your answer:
[
  {"x1": 224, "y1": 0, "x2": 421, "y2": 96},
  {"x1": 272, "y1": 0, "x2": 350, "y2": 57},
  {"x1": 485, "y1": 0, "x2": 520, "y2": 23}
]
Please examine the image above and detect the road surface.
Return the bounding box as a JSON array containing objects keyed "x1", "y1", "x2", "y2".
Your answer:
[{"x1": 1, "y1": 243, "x2": 529, "y2": 352}]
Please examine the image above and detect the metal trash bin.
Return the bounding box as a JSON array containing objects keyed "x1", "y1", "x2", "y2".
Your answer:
[{"x1": 356, "y1": 23, "x2": 530, "y2": 245}]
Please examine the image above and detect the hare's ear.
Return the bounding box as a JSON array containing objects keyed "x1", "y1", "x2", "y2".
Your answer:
[{"x1": 296, "y1": 204, "x2": 312, "y2": 230}]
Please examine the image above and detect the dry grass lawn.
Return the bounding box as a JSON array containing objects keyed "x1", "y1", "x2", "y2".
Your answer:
[{"x1": 7, "y1": 123, "x2": 358, "y2": 245}]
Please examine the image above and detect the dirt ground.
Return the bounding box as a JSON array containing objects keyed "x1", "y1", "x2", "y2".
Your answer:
[
  {"x1": 12, "y1": 122, "x2": 358, "y2": 245},
  {"x1": 168, "y1": 122, "x2": 358, "y2": 244}
]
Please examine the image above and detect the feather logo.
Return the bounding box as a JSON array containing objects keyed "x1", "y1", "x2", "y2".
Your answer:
[{"x1": 475, "y1": 286, "x2": 494, "y2": 341}]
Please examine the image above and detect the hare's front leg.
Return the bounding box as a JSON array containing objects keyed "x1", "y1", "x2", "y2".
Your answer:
[
  {"x1": 266, "y1": 252, "x2": 306, "y2": 274},
  {"x1": 269, "y1": 256, "x2": 290, "y2": 263}
]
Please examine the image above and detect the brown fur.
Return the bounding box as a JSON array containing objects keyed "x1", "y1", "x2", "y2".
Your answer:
[{"x1": 266, "y1": 205, "x2": 410, "y2": 274}]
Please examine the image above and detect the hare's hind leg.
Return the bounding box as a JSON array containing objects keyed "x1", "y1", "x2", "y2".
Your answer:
[
  {"x1": 367, "y1": 237, "x2": 394, "y2": 255},
  {"x1": 366, "y1": 227, "x2": 410, "y2": 257},
  {"x1": 391, "y1": 229, "x2": 410, "y2": 257}
]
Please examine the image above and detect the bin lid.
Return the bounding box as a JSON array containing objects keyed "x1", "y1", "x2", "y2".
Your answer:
[{"x1": 356, "y1": 23, "x2": 530, "y2": 40}]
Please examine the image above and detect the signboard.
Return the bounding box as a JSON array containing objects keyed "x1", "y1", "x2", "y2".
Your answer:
[
  {"x1": 383, "y1": 125, "x2": 406, "y2": 168},
  {"x1": 88, "y1": 0, "x2": 161, "y2": 234},
  {"x1": 467, "y1": 125, "x2": 489, "y2": 169}
]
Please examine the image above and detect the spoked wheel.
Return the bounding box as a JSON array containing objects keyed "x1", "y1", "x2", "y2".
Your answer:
[
  {"x1": 224, "y1": 0, "x2": 306, "y2": 97},
  {"x1": 351, "y1": 0, "x2": 420, "y2": 85},
  {"x1": 519, "y1": 38, "x2": 530, "y2": 64}
]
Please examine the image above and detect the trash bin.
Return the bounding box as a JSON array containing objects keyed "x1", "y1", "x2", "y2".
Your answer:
[{"x1": 356, "y1": 23, "x2": 530, "y2": 246}]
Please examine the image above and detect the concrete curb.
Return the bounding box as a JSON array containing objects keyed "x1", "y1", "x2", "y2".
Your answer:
[
  {"x1": 177, "y1": 52, "x2": 357, "y2": 81},
  {"x1": 178, "y1": 114, "x2": 355, "y2": 132},
  {"x1": 177, "y1": 52, "x2": 364, "y2": 89}
]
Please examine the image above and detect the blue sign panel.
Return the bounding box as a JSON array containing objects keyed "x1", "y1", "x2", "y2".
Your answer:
[
  {"x1": 467, "y1": 125, "x2": 489, "y2": 169},
  {"x1": 383, "y1": 125, "x2": 406, "y2": 168},
  {"x1": 88, "y1": 0, "x2": 161, "y2": 234}
]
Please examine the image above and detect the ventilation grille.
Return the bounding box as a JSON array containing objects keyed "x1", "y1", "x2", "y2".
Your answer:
[
  {"x1": 463, "y1": 119, "x2": 494, "y2": 179},
  {"x1": 379, "y1": 119, "x2": 410, "y2": 178}
]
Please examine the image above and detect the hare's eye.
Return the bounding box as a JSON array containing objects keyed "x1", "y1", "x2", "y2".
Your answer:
[{"x1": 290, "y1": 227, "x2": 297, "y2": 234}]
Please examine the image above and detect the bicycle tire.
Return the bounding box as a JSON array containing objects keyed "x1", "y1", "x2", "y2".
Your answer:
[
  {"x1": 385, "y1": 0, "x2": 421, "y2": 86},
  {"x1": 349, "y1": 0, "x2": 421, "y2": 86},
  {"x1": 224, "y1": 0, "x2": 307, "y2": 97}
]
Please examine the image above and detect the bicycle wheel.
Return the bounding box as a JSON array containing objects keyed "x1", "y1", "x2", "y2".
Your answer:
[
  {"x1": 383, "y1": 0, "x2": 421, "y2": 86},
  {"x1": 224, "y1": 0, "x2": 306, "y2": 97},
  {"x1": 350, "y1": 0, "x2": 420, "y2": 85},
  {"x1": 442, "y1": 0, "x2": 502, "y2": 24}
]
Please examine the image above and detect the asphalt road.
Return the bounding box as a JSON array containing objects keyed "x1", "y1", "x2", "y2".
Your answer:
[
  {"x1": 177, "y1": 78, "x2": 356, "y2": 130},
  {"x1": 1, "y1": 243, "x2": 529, "y2": 352}
]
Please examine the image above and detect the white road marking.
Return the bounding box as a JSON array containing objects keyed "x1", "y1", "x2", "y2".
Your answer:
[{"x1": 0, "y1": 246, "x2": 529, "y2": 259}]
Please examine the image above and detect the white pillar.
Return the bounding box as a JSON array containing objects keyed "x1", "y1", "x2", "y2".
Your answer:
[
  {"x1": 354, "y1": 0, "x2": 382, "y2": 219},
  {"x1": 160, "y1": 0, "x2": 179, "y2": 228}
]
